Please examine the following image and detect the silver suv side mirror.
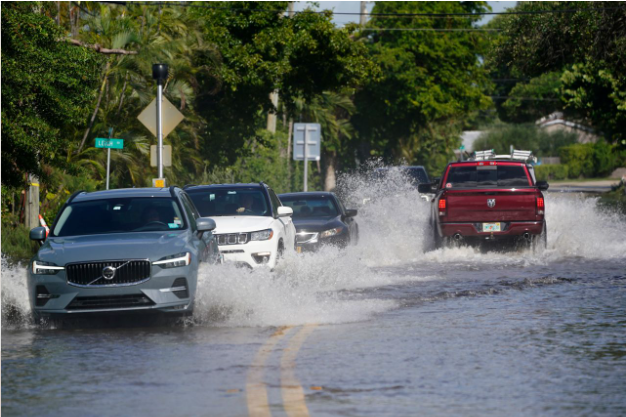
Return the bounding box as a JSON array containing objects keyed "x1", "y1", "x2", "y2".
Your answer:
[
  {"x1": 30, "y1": 227, "x2": 47, "y2": 241},
  {"x1": 197, "y1": 217, "x2": 217, "y2": 232}
]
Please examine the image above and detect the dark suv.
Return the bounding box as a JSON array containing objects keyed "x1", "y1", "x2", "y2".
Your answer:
[{"x1": 28, "y1": 187, "x2": 220, "y2": 323}]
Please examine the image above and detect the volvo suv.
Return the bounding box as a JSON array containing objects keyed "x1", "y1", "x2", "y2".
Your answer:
[
  {"x1": 185, "y1": 183, "x2": 296, "y2": 269},
  {"x1": 28, "y1": 187, "x2": 220, "y2": 323}
]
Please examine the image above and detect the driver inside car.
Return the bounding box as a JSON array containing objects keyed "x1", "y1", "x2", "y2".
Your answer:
[
  {"x1": 142, "y1": 207, "x2": 162, "y2": 225},
  {"x1": 236, "y1": 194, "x2": 255, "y2": 214}
]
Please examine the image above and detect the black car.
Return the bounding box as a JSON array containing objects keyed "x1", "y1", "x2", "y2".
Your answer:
[{"x1": 278, "y1": 192, "x2": 358, "y2": 252}]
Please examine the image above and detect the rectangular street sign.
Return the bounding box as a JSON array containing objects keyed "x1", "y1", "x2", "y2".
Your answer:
[
  {"x1": 152, "y1": 178, "x2": 167, "y2": 188},
  {"x1": 150, "y1": 145, "x2": 172, "y2": 167},
  {"x1": 95, "y1": 138, "x2": 124, "y2": 149},
  {"x1": 293, "y1": 123, "x2": 321, "y2": 161}
]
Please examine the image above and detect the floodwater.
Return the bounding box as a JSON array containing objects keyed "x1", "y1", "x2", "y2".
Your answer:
[{"x1": 2, "y1": 176, "x2": 626, "y2": 417}]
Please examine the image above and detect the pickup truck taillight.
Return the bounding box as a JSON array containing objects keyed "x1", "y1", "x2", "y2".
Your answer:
[
  {"x1": 438, "y1": 198, "x2": 446, "y2": 216},
  {"x1": 536, "y1": 197, "x2": 544, "y2": 215}
]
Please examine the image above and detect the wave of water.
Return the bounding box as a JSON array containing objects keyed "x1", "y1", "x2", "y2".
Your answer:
[{"x1": 2, "y1": 172, "x2": 625, "y2": 329}]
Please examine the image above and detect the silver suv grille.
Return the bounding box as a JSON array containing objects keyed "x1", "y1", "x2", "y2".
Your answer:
[
  {"x1": 66, "y1": 260, "x2": 151, "y2": 287},
  {"x1": 216, "y1": 233, "x2": 249, "y2": 246}
]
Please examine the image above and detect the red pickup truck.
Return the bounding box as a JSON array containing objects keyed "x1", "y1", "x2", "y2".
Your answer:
[{"x1": 419, "y1": 155, "x2": 549, "y2": 250}]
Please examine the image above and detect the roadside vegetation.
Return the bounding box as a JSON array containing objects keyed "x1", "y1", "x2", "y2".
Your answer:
[{"x1": 2, "y1": 1, "x2": 625, "y2": 261}]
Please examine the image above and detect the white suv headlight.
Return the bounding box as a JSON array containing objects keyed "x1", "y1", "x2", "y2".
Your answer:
[
  {"x1": 32, "y1": 260, "x2": 64, "y2": 275},
  {"x1": 250, "y1": 229, "x2": 273, "y2": 241},
  {"x1": 320, "y1": 227, "x2": 344, "y2": 239},
  {"x1": 153, "y1": 252, "x2": 191, "y2": 268}
]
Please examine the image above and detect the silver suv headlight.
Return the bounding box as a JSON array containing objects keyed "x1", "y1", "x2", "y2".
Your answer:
[
  {"x1": 32, "y1": 260, "x2": 64, "y2": 275},
  {"x1": 320, "y1": 227, "x2": 344, "y2": 239},
  {"x1": 153, "y1": 252, "x2": 191, "y2": 268},
  {"x1": 250, "y1": 229, "x2": 273, "y2": 241}
]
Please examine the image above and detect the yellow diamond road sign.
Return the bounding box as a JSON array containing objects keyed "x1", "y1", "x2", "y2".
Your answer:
[{"x1": 137, "y1": 97, "x2": 184, "y2": 138}]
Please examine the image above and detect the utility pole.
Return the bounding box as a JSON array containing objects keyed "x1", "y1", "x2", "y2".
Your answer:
[
  {"x1": 267, "y1": 91, "x2": 279, "y2": 133},
  {"x1": 288, "y1": 2, "x2": 294, "y2": 18},
  {"x1": 105, "y1": 127, "x2": 113, "y2": 190},
  {"x1": 26, "y1": 174, "x2": 39, "y2": 230},
  {"x1": 360, "y1": 1, "x2": 368, "y2": 26},
  {"x1": 152, "y1": 64, "x2": 168, "y2": 182}
]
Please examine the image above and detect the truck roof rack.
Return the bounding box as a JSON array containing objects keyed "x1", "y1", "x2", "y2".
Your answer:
[{"x1": 471, "y1": 149, "x2": 536, "y2": 163}]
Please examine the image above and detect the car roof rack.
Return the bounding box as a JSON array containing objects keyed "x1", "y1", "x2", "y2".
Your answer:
[{"x1": 471, "y1": 149, "x2": 536, "y2": 163}]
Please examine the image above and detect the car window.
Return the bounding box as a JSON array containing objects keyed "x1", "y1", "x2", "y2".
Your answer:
[
  {"x1": 268, "y1": 189, "x2": 281, "y2": 217},
  {"x1": 52, "y1": 197, "x2": 186, "y2": 237},
  {"x1": 280, "y1": 195, "x2": 339, "y2": 218},
  {"x1": 446, "y1": 165, "x2": 530, "y2": 188},
  {"x1": 187, "y1": 188, "x2": 270, "y2": 217},
  {"x1": 179, "y1": 194, "x2": 198, "y2": 230}
]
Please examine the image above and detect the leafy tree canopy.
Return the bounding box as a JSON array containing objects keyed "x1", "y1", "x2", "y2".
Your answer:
[
  {"x1": 352, "y1": 1, "x2": 492, "y2": 172},
  {"x1": 190, "y1": 2, "x2": 376, "y2": 165},
  {"x1": 1, "y1": 2, "x2": 103, "y2": 188},
  {"x1": 487, "y1": 1, "x2": 626, "y2": 144}
]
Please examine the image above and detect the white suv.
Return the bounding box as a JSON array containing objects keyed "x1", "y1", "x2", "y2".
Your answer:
[{"x1": 185, "y1": 183, "x2": 296, "y2": 269}]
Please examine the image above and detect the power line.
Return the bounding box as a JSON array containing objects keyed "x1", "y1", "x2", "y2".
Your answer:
[
  {"x1": 490, "y1": 96, "x2": 561, "y2": 101},
  {"x1": 362, "y1": 28, "x2": 501, "y2": 32},
  {"x1": 100, "y1": 2, "x2": 626, "y2": 19}
]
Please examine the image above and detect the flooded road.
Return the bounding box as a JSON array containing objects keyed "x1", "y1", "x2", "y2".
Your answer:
[{"x1": 2, "y1": 190, "x2": 626, "y2": 416}]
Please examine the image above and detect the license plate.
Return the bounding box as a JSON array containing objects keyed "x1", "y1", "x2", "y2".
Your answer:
[
  {"x1": 482, "y1": 222, "x2": 501, "y2": 232},
  {"x1": 296, "y1": 246, "x2": 302, "y2": 253}
]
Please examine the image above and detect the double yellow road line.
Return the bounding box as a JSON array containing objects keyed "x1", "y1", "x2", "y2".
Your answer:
[{"x1": 246, "y1": 324, "x2": 318, "y2": 417}]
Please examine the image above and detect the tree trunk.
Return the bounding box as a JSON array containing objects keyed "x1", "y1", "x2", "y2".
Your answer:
[
  {"x1": 324, "y1": 151, "x2": 338, "y2": 191},
  {"x1": 287, "y1": 119, "x2": 293, "y2": 188},
  {"x1": 77, "y1": 61, "x2": 111, "y2": 154},
  {"x1": 116, "y1": 73, "x2": 129, "y2": 116}
]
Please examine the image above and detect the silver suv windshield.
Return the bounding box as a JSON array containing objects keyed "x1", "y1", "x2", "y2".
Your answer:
[
  {"x1": 188, "y1": 188, "x2": 270, "y2": 217},
  {"x1": 52, "y1": 197, "x2": 186, "y2": 237}
]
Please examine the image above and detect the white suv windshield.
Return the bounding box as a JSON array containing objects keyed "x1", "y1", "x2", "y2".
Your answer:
[
  {"x1": 188, "y1": 188, "x2": 270, "y2": 217},
  {"x1": 53, "y1": 197, "x2": 186, "y2": 237}
]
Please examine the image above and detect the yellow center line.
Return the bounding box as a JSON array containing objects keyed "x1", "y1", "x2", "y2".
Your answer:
[
  {"x1": 280, "y1": 324, "x2": 318, "y2": 417},
  {"x1": 246, "y1": 326, "x2": 294, "y2": 417}
]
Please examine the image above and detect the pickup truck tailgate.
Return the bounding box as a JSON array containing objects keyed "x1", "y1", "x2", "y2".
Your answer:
[{"x1": 445, "y1": 190, "x2": 536, "y2": 222}]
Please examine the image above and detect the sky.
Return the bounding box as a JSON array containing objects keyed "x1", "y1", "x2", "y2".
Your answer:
[{"x1": 292, "y1": 1, "x2": 518, "y2": 26}]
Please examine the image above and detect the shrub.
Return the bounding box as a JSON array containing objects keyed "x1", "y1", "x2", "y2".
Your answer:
[
  {"x1": 535, "y1": 164, "x2": 569, "y2": 181},
  {"x1": 560, "y1": 143, "x2": 595, "y2": 178},
  {"x1": 1, "y1": 214, "x2": 38, "y2": 263}
]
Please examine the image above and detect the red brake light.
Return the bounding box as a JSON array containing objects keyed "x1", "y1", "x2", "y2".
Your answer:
[
  {"x1": 537, "y1": 197, "x2": 544, "y2": 208},
  {"x1": 438, "y1": 199, "x2": 446, "y2": 209}
]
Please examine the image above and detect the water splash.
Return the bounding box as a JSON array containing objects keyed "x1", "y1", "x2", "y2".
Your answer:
[
  {"x1": 2, "y1": 171, "x2": 625, "y2": 329},
  {"x1": 1, "y1": 256, "x2": 33, "y2": 329}
]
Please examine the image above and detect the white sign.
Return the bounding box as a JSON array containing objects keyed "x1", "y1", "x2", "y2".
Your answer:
[
  {"x1": 150, "y1": 145, "x2": 172, "y2": 167},
  {"x1": 137, "y1": 97, "x2": 184, "y2": 138},
  {"x1": 293, "y1": 123, "x2": 321, "y2": 161}
]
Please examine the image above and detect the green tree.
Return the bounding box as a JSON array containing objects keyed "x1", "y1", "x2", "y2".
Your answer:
[
  {"x1": 1, "y1": 2, "x2": 102, "y2": 188},
  {"x1": 352, "y1": 1, "x2": 492, "y2": 174},
  {"x1": 487, "y1": 1, "x2": 626, "y2": 146}
]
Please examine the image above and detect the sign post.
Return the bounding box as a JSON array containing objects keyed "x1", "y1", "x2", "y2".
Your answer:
[
  {"x1": 138, "y1": 64, "x2": 185, "y2": 187},
  {"x1": 293, "y1": 123, "x2": 321, "y2": 192},
  {"x1": 153, "y1": 64, "x2": 168, "y2": 184},
  {"x1": 95, "y1": 134, "x2": 124, "y2": 190}
]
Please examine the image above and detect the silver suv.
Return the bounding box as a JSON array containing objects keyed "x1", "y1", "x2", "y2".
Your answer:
[{"x1": 28, "y1": 187, "x2": 220, "y2": 323}]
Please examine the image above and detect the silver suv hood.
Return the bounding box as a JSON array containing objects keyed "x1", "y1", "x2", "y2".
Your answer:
[{"x1": 36, "y1": 231, "x2": 190, "y2": 265}]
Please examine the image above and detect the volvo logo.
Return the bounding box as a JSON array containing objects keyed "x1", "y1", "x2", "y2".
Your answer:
[
  {"x1": 487, "y1": 199, "x2": 496, "y2": 208},
  {"x1": 102, "y1": 266, "x2": 116, "y2": 280}
]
